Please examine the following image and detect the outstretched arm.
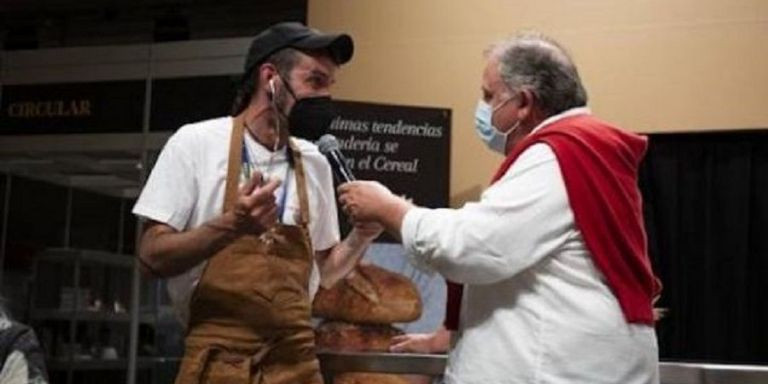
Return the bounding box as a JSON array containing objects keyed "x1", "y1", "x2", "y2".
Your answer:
[{"x1": 138, "y1": 175, "x2": 280, "y2": 278}]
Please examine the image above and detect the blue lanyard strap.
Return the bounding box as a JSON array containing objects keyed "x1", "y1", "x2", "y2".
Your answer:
[{"x1": 241, "y1": 140, "x2": 291, "y2": 223}]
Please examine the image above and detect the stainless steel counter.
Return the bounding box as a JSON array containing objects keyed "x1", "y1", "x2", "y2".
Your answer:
[
  {"x1": 318, "y1": 351, "x2": 446, "y2": 380},
  {"x1": 317, "y1": 351, "x2": 768, "y2": 384}
]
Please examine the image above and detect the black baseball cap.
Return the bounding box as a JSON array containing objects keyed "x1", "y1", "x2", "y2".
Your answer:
[{"x1": 243, "y1": 22, "x2": 354, "y2": 76}]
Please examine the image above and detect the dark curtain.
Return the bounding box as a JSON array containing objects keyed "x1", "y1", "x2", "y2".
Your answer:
[{"x1": 639, "y1": 130, "x2": 768, "y2": 363}]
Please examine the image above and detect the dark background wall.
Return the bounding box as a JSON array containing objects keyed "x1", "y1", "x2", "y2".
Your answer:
[
  {"x1": 0, "y1": 0, "x2": 306, "y2": 49},
  {"x1": 641, "y1": 131, "x2": 768, "y2": 363}
]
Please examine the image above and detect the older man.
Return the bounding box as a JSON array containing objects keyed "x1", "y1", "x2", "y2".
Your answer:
[{"x1": 339, "y1": 33, "x2": 660, "y2": 384}]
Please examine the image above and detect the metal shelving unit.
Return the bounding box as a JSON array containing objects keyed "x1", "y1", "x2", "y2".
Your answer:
[
  {"x1": 36, "y1": 248, "x2": 134, "y2": 268},
  {"x1": 0, "y1": 38, "x2": 191, "y2": 384},
  {"x1": 29, "y1": 246, "x2": 141, "y2": 383},
  {"x1": 0, "y1": 35, "x2": 276, "y2": 384}
]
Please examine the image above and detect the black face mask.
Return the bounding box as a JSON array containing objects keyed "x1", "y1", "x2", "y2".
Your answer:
[
  {"x1": 287, "y1": 95, "x2": 336, "y2": 142},
  {"x1": 276, "y1": 76, "x2": 336, "y2": 142}
]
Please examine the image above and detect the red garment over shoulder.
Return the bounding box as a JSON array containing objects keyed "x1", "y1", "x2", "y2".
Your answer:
[{"x1": 444, "y1": 114, "x2": 660, "y2": 329}]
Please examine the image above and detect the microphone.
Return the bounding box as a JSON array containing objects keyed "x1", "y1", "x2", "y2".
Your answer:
[{"x1": 316, "y1": 134, "x2": 356, "y2": 183}]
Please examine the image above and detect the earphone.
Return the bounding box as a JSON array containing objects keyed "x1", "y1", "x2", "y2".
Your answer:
[
  {"x1": 267, "y1": 77, "x2": 281, "y2": 152},
  {"x1": 267, "y1": 78, "x2": 276, "y2": 100}
]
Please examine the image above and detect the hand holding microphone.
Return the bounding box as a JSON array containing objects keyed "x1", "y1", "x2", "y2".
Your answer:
[
  {"x1": 318, "y1": 134, "x2": 411, "y2": 233},
  {"x1": 318, "y1": 134, "x2": 385, "y2": 239},
  {"x1": 337, "y1": 177, "x2": 411, "y2": 239},
  {"x1": 337, "y1": 180, "x2": 399, "y2": 223},
  {"x1": 317, "y1": 134, "x2": 389, "y2": 221}
]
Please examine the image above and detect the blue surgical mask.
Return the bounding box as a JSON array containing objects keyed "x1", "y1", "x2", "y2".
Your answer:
[{"x1": 474, "y1": 98, "x2": 519, "y2": 154}]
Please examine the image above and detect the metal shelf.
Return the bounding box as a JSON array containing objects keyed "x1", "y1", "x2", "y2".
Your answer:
[
  {"x1": 317, "y1": 351, "x2": 447, "y2": 376},
  {"x1": 37, "y1": 247, "x2": 134, "y2": 268},
  {"x1": 0, "y1": 132, "x2": 170, "y2": 199},
  {"x1": 48, "y1": 357, "x2": 163, "y2": 371},
  {"x1": 659, "y1": 362, "x2": 768, "y2": 384},
  {"x1": 315, "y1": 353, "x2": 768, "y2": 384},
  {"x1": 30, "y1": 308, "x2": 156, "y2": 323},
  {"x1": 49, "y1": 358, "x2": 132, "y2": 371}
]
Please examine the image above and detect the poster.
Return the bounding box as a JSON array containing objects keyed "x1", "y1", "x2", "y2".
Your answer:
[
  {"x1": 330, "y1": 100, "x2": 451, "y2": 332},
  {"x1": 330, "y1": 100, "x2": 451, "y2": 210}
]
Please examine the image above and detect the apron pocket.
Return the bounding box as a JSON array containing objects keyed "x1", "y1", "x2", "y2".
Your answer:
[
  {"x1": 201, "y1": 348, "x2": 252, "y2": 384},
  {"x1": 252, "y1": 273, "x2": 281, "y2": 303},
  {"x1": 174, "y1": 346, "x2": 211, "y2": 384},
  {"x1": 253, "y1": 270, "x2": 304, "y2": 305}
]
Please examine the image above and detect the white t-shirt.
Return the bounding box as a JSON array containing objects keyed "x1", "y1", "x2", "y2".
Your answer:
[
  {"x1": 401, "y1": 108, "x2": 659, "y2": 383},
  {"x1": 133, "y1": 116, "x2": 341, "y2": 326}
]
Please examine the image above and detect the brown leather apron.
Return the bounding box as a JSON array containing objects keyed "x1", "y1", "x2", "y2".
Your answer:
[{"x1": 174, "y1": 116, "x2": 322, "y2": 384}]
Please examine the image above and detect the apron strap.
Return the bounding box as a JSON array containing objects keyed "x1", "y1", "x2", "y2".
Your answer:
[
  {"x1": 222, "y1": 116, "x2": 311, "y2": 235},
  {"x1": 288, "y1": 139, "x2": 311, "y2": 229},
  {"x1": 223, "y1": 115, "x2": 245, "y2": 214}
]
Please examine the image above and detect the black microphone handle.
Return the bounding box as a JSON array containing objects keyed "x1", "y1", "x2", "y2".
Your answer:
[{"x1": 327, "y1": 150, "x2": 356, "y2": 183}]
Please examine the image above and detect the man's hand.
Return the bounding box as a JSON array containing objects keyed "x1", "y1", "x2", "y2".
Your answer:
[
  {"x1": 389, "y1": 327, "x2": 452, "y2": 354},
  {"x1": 352, "y1": 220, "x2": 384, "y2": 241},
  {"x1": 230, "y1": 171, "x2": 281, "y2": 235},
  {"x1": 138, "y1": 172, "x2": 282, "y2": 278},
  {"x1": 338, "y1": 180, "x2": 412, "y2": 236},
  {"x1": 337, "y1": 181, "x2": 397, "y2": 222}
]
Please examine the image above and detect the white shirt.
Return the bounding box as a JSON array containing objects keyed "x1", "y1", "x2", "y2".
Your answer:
[
  {"x1": 401, "y1": 108, "x2": 659, "y2": 384},
  {"x1": 0, "y1": 316, "x2": 47, "y2": 384},
  {"x1": 133, "y1": 116, "x2": 341, "y2": 326}
]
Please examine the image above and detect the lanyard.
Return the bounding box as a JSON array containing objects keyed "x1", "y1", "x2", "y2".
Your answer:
[{"x1": 241, "y1": 140, "x2": 291, "y2": 223}]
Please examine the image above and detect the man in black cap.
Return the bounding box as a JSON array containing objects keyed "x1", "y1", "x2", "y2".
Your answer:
[{"x1": 133, "y1": 22, "x2": 379, "y2": 384}]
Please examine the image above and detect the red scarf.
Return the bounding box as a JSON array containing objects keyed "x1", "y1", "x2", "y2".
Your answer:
[{"x1": 445, "y1": 114, "x2": 660, "y2": 329}]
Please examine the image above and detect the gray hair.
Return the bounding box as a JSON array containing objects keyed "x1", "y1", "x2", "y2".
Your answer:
[{"x1": 487, "y1": 32, "x2": 588, "y2": 116}]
